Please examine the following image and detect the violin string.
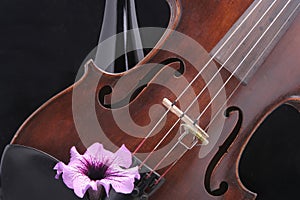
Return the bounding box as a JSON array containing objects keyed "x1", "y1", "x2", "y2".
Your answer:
[
  {"x1": 154, "y1": 2, "x2": 299, "y2": 182},
  {"x1": 151, "y1": 0, "x2": 291, "y2": 171},
  {"x1": 204, "y1": 1, "x2": 300, "y2": 133},
  {"x1": 132, "y1": 0, "x2": 265, "y2": 155},
  {"x1": 153, "y1": 1, "x2": 299, "y2": 182},
  {"x1": 137, "y1": 0, "x2": 279, "y2": 168},
  {"x1": 194, "y1": 0, "x2": 291, "y2": 123}
]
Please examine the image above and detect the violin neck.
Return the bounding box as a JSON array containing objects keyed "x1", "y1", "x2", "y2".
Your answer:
[
  {"x1": 94, "y1": 0, "x2": 144, "y2": 73},
  {"x1": 210, "y1": 0, "x2": 300, "y2": 84}
]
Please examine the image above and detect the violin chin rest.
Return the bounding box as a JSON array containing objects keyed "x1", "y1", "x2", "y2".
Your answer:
[{"x1": 0, "y1": 144, "x2": 87, "y2": 200}]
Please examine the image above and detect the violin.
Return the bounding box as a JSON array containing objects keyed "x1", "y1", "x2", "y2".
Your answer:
[{"x1": 4, "y1": 0, "x2": 300, "y2": 199}]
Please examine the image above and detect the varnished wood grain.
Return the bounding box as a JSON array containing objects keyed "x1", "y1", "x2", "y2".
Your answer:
[{"x1": 11, "y1": 0, "x2": 300, "y2": 199}]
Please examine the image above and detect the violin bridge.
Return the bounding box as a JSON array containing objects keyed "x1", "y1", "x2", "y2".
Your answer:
[{"x1": 162, "y1": 98, "x2": 209, "y2": 145}]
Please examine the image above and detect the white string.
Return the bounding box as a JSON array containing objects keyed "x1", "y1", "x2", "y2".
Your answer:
[
  {"x1": 153, "y1": 1, "x2": 300, "y2": 179},
  {"x1": 194, "y1": 0, "x2": 291, "y2": 123},
  {"x1": 137, "y1": 0, "x2": 277, "y2": 166},
  {"x1": 205, "y1": 1, "x2": 300, "y2": 132},
  {"x1": 146, "y1": 0, "x2": 289, "y2": 168},
  {"x1": 133, "y1": 0, "x2": 265, "y2": 154}
]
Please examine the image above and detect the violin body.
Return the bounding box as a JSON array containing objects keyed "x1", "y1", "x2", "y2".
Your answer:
[{"x1": 11, "y1": 0, "x2": 300, "y2": 199}]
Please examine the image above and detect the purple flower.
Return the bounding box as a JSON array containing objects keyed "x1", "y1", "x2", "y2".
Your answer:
[{"x1": 54, "y1": 143, "x2": 140, "y2": 199}]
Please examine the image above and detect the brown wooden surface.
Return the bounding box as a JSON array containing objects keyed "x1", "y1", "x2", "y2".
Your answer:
[
  {"x1": 211, "y1": 0, "x2": 300, "y2": 84},
  {"x1": 11, "y1": 0, "x2": 300, "y2": 199}
]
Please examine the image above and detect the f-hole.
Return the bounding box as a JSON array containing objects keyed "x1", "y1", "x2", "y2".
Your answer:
[
  {"x1": 204, "y1": 106, "x2": 243, "y2": 196},
  {"x1": 98, "y1": 58, "x2": 185, "y2": 109}
]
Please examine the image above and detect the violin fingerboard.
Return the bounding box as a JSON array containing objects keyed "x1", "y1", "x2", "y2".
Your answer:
[{"x1": 210, "y1": 0, "x2": 300, "y2": 85}]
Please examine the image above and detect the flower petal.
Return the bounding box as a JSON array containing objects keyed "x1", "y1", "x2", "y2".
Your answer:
[
  {"x1": 85, "y1": 143, "x2": 114, "y2": 165},
  {"x1": 70, "y1": 146, "x2": 82, "y2": 162},
  {"x1": 105, "y1": 174, "x2": 135, "y2": 194},
  {"x1": 97, "y1": 179, "x2": 112, "y2": 196},
  {"x1": 88, "y1": 180, "x2": 98, "y2": 191},
  {"x1": 53, "y1": 162, "x2": 65, "y2": 179},
  {"x1": 125, "y1": 166, "x2": 141, "y2": 180},
  {"x1": 85, "y1": 143, "x2": 104, "y2": 157},
  {"x1": 104, "y1": 166, "x2": 140, "y2": 194},
  {"x1": 72, "y1": 174, "x2": 91, "y2": 198},
  {"x1": 111, "y1": 144, "x2": 132, "y2": 168},
  {"x1": 62, "y1": 167, "x2": 79, "y2": 189},
  {"x1": 108, "y1": 166, "x2": 140, "y2": 180}
]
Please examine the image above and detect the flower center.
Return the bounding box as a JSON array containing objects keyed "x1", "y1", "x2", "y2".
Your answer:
[{"x1": 85, "y1": 161, "x2": 109, "y2": 181}]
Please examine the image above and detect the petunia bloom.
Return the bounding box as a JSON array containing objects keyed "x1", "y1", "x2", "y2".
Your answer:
[{"x1": 54, "y1": 143, "x2": 140, "y2": 199}]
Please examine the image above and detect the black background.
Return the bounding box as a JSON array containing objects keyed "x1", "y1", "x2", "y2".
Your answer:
[{"x1": 0, "y1": 0, "x2": 300, "y2": 199}]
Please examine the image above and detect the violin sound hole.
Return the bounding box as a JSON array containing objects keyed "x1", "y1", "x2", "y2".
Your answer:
[
  {"x1": 98, "y1": 85, "x2": 113, "y2": 109},
  {"x1": 161, "y1": 57, "x2": 185, "y2": 77},
  {"x1": 204, "y1": 106, "x2": 243, "y2": 196},
  {"x1": 98, "y1": 58, "x2": 185, "y2": 109}
]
